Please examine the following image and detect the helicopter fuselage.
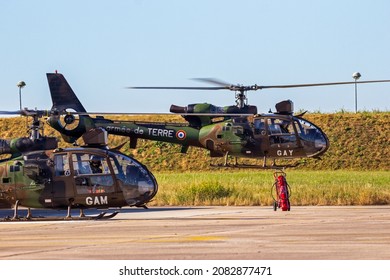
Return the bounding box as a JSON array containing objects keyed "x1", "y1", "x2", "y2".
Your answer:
[
  {"x1": 0, "y1": 147, "x2": 158, "y2": 210},
  {"x1": 84, "y1": 112, "x2": 329, "y2": 161}
]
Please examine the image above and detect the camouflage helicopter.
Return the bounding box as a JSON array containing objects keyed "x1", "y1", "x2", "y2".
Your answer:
[
  {"x1": 0, "y1": 108, "x2": 158, "y2": 221},
  {"x1": 46, "y1": 72, "x2": 390, "y2": 168}
]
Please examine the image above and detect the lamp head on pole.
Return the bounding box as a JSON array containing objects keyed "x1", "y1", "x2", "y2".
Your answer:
[
  {"x1": 352, "y1": 72, "x2": 361, "y2": 81},
  {"x1": 17, "y1": 81, "x2": 26, "y2": 111},
  {"x1": 17, "y1": 81, "x2": 26, "y2": 88}
]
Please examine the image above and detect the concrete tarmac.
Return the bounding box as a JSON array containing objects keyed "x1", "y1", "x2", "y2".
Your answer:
[{"x1": 0, "y1": 206, "x2": 389, "y2": 260}]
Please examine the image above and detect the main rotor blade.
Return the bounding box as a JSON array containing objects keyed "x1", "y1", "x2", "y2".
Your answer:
[
  {"x1": 128, "y1": 86, "x2": 227, "y2": 90},
  {"x1": 0, "y1": 109, "x2": 52, "y2": 117},
  {"x1": 0, "y1": 109, "x2": 253, "y2": 119},
  {"x1": 191, "y1": 78, "x2": 231, "y2": 87},
  {"x1": 128, "y1": 79, "x2": 390, "y2": 92},
  {"x1": 258, "y1": 79, "x2": 390, "y2": 89},
  {"x1": 0, "y1": 110, "x2": 20, "y2": 115},
  {"x1": 70, "y1": 111, "x2": 253, "y2": 117}
]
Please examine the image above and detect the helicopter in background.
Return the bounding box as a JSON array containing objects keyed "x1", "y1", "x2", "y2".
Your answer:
[
  {"x1": 0, "y1": 109, "x2": 158, "y2": 221},
  {"x1": 46, "y1": 73, "x2": 390, "y2": 168}
]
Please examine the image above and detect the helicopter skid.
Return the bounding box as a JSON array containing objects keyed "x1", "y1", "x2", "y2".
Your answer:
[
  {"x1": 210, "y1": 161, "x2": 302, "y2": 169},
  {"x1": 0, "y1": 211, "x2": 119, "y2": 222}
]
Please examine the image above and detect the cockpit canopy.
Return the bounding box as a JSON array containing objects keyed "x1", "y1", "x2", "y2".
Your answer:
[
  {"x1": 52, "y1": 149, "x2": 158, "y2": 206},
  {"x1": 253, "y1": 114, "x2": 329, "y2": 158}
]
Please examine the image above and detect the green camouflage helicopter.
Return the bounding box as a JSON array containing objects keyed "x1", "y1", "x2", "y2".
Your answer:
[
  {"x1": 46, "y1": 72, "x2": 390, "y2": 168},
  {"x1": 0, "y1": 108, "x2": 158, "y2": 221}
]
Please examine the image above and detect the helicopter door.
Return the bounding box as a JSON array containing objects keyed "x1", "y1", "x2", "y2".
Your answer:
[
  {"x1": 51, "y1": 153, "x2": 73, "y2": 207},
  {"x1": 52, "y1": 152, "x2": 121, "y2": 208},
  {"x1": 265, "y1": 117, "x2": 302, "y2": 158},
  {"x1": 253, "y1": 118, "x2": 269, "y2": 156},
  {"x1": 70, "y1": 153, "x2": 119, "y2": 207}
]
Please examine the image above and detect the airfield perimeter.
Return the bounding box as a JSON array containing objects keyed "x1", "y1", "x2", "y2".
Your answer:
[{"x1": 1, "y1": 206, "x2": 390, "y2": 260}]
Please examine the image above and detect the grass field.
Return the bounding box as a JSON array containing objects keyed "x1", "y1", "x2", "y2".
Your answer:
[{"x1": 150, "y1": 170, "x2": 390, "y2": 206}]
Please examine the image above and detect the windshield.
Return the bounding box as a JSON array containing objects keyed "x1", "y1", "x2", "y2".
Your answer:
[
  {"x1": 293, "y1": 117, "x2": 329, "y2": 157},
  {"x1": 108, "y1": 151, "x2": 157, "y2": 206}
]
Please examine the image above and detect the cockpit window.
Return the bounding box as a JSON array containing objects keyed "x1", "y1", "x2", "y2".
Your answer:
[
  {"x1": 266, "y1": 117, "x2": 296, "y2": 144},
  {"x1": 108, "y1": 152, "x2": 151, "y2": 183},
  {"x1": 295, "y1": 118, "x2": 327, "y2": 148},
  {"x1": 71, "y1": 153, "x2": 110, "y2": 175},
  {"x1": 54, "y1": 154, "x2": 68, "y2": 176},
  {"x1": 70, "y1": 152, "x2": 114, "y2": 194},
  {"x1": 254, "y1": 118, "x2": 266, "y2": 135}
]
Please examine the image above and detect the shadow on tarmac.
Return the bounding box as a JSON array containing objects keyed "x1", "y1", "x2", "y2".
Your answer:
[{"x1": 0, "y1": 206, "x2": 200, "y2": 221}]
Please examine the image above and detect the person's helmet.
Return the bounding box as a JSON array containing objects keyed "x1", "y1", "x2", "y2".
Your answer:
[{"x1": 90, "y1": 155, "x2": 102, "y2": 166}]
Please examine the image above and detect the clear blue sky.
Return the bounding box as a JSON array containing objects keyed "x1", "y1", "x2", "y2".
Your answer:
[{"x1": 1, "y1": 0, "x2": 389, "y2": 113}]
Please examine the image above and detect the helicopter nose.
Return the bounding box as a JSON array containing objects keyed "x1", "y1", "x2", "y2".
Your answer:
[
  {"x1": 118, "y1": 171, "x2": 158, "y2": 207},
  {"x1": 313, "y1": 133, "x2": 329, "y2": 156},
  {"x1": 294, "y1": 117, "x2": 329, "y2": 158},
  {"x1": 138, "y1": 180, "x2": 157, "y2": 198},
  {"x1": 305, "y1": 130, "x2": 329, "y2": 158}
]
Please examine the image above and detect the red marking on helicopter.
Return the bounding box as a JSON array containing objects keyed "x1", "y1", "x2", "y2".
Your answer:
[{"x1": 176, "y1": 130, "x2": 186, "y2": 140}]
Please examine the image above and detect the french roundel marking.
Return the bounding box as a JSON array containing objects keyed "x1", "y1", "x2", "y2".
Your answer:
[{"x1": 176, "y1": 130, "x2": 186, "y2": 140}]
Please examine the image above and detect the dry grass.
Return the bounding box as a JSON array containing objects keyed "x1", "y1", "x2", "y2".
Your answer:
[
  {"x1": 150, "y1": 170, "x2": 390, "y2": 206},
  {"x1": 1, "y1": 112, "x2": 389, "y2": 170}
]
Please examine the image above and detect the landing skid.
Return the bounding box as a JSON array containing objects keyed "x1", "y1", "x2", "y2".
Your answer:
[
  {"x1": 210, "y1": 162, "x2": 302, "y2": 169},
  {"x1": 210, "y1": 154, "x2": 303, "y2": 169},
  {"x1": 0, "y1": 211, "x2": 119, "y2": 222}
]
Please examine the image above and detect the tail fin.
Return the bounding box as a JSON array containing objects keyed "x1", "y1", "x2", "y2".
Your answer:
[{"x1": 47, "y1": 73, "x2": 87, "y2": 113}]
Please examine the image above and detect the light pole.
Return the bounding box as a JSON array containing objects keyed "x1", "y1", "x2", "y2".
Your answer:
[
  {"x1": 17, "y1": 81, "x2": 26, "y2": 111},
  {"x1": 352, "y1": 72, "x2": 361, "y2": 113}
]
